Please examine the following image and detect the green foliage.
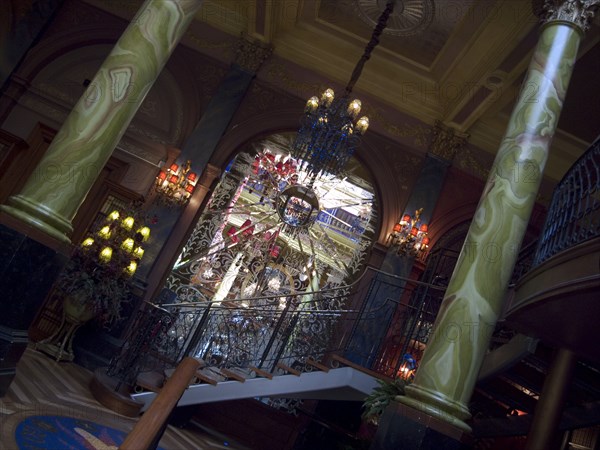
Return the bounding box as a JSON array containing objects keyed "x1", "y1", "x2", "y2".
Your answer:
[{"x1": 361, "y1": 378, "x2": 407, "y2": 424}]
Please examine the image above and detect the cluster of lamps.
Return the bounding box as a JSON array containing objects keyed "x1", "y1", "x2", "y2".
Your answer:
[
  {"x1": 155, "y1": 160, "x2": 197, "y2": 205},
  {"x1": 80, "y1": 210, "x2": 150, "y2": 277},
  {"x1": 289, "y1": 1, "x2": 397, "y2": 183},
  {"x1": 388, "y1": 208, "x2": 429, "y2": 257},
  {"x1": 292, "y1": 88, "x2": 369, "y2": 180}
]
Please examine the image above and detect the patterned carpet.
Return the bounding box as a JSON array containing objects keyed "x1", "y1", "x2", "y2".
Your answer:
[{"x1": 0, "y1": 346, "x2": 243, "y2": 449}]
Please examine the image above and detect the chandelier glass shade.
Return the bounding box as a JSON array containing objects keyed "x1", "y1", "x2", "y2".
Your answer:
[
  {"x1": 154, "y1": 160, "x2": 197, "y2": 206},
  {"x1": 388, "y1": 208, "x2": 430, "y2": 257}
]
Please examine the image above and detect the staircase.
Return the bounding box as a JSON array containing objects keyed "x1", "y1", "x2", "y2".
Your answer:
[{"x1": 132, "y1": 356, "x2": 381, "y2": 412}]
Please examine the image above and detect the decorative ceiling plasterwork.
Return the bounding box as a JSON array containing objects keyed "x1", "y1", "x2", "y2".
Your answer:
[
  {"x1": 364, "y1": 106, "x2": 430, "y2": 150},
  {"x1": 79, "y1": 0, "x2": 598, "y2": 183},
  {"x1": 428, "y1": 121, "x2": 469, "y2": 162},
  {"x1": 242, "y1": 83, "x2": 300, "y2": 119},
  {"x1": 263, "y1": 61, "x2": 327, "y2": 104},
  {"x1": 261, "y1": 60, "x2": 431, "y2": 152},
  {"x1": 234, "y1": 35, "x2": 273, "y2": 73},
  {"x1": 355, "y1": 0, "x2": 435, "y2": 36},
  {"x1": 454, "y1": 146, "x2": 492, "y2": 181}
]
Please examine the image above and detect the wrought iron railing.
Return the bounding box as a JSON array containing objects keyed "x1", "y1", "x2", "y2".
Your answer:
[
  {"x1": 509, "y1": 239, "x2": 538, "y2": 285},
  {"x1": 107, "y1": 267, "x2": 447, "y2": 393},
  {"x1": 533, "y1": 138, "x2": 600, "y2": 266}
]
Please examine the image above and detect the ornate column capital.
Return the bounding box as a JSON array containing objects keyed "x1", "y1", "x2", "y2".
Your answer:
[
  {"x1": 234, "y1": 35, "x2": 273, "y2": 74},
  {"x1": 541, "y1": 0, "x2": 600, "y2": 33},
  {"x1": 428, "y1": 120, "x2": 469, "y2": 162}
]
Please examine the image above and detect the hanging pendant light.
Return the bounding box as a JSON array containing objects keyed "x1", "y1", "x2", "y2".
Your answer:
[{"x1": 291, "y1": 1, "x2": 396, "y2": 183}]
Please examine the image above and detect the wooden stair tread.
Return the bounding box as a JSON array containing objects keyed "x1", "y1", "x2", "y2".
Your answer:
[
  {"x1": 203, "y1": 366, "x2": 227, "y2": 380},
  {"x1": 249, "y1": 366, "x2": 273, "y2": 379},
  {"x1": 330, "y1": 354, "x2": 393, "y2": 382},
  {"x1": 276, "y1": 362, "x2": 301, "y2": 376},
  {"x1": 220, "y1": 368, "x2": 246, "y2": 383},
  {"x1": 194, "y1": 370, "x2": 218, "y2": 386},
  {"x1": 306, "y1": 357, "x2": 329, "y2": 373},
  {"x1": 135, "y1": 371, "x2": 164, "y2": 393},
  {"x1": 135, "y1": 380, "x2": 162, "y2": 393}
]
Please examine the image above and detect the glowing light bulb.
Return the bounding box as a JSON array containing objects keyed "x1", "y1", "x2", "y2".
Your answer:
[
  {"x1": 321, "y1": 88, "x2": 334, "y2": 107},
  {"x1": 98, "y1": 226, "x2": 111, "y2": 239},
  {"x1": 122, "y1": 216, "x2": 134, "y2": 230},
  {"x1": 99, "y1": 247, "x2": 113, "y2": 263},
  {"x1": 134, "y1": 246, "x2": 144, "y2": 259},
  {"x1": 305, "y1": 96, "x2": 319, "y2": 113},
  {"x1": 121, "y1": 238, "x2": 134, "y2": 252},
  {"x1": 356, "y1": 116, "x2": 369, "y2": 134},
  {"x1": 125, "y1": 260, "x2": 137, "y2": 276},
  {"x1": 108, "y1": 210, "x2": 120, "y2": 221},
  {"x1": 347, "y1": 99, "x2": 361, "y2": 117},
  {"x1": 81, "y1": 237, "x2": 94, "y2": 248},
  {"x1": 137, "y1": 226, "x2": 150, "y2": 241}
]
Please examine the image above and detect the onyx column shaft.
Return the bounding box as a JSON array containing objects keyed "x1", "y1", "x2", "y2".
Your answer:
[
  {"x1": 0, "y1": 0, "x2": 203, "y2": 395},
  {"x1": 1, "y1": 0, "x2": 204, "y2": 243},
  {"x1": 398, "y1": 2, "x2": 596, "y2": 433}
]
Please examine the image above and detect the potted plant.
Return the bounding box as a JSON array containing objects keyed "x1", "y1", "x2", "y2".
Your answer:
[
  {"x1": 35, "y1": 208, "x2": 150, "y2": 361},
  {"x1": 361, "y1": 377, "x2": 408, "y2": 426}
]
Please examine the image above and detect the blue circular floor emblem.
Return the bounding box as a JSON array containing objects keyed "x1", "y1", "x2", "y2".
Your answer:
[{"x1": 15, "y1": 415, "x2": 166, "y2": 449}]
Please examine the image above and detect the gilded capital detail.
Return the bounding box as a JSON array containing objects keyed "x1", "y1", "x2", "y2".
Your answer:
[
  {"x1": 541, "y1": 0, "x2": 600, "y2": 33},
  {"x1": 234, "y1": 36, "x2": 273, "y2": 73},
  {"x1": 428, "y1": 120, "x2": 469, "y2": 162}
]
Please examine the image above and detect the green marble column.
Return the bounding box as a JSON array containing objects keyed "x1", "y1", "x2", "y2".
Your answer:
[
  {"x1": 0, "y1": 0, "x2": 203, "y2": 243},
  {"x1": 398, "y1": 0, "x2": 599, "y2": 432}
]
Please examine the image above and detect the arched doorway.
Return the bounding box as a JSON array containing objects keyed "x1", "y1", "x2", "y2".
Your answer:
[{"x1": 158, "y1": 132, "x2": 379, "y2": 374}]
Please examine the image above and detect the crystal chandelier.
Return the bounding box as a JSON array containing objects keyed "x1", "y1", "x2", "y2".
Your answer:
[
  {"x1": 154, "y1": 160, "x2": 197, "y2": 206},
  {"x1": 291, "y1": 1, "x2": 395, "y2": 182},
  {"x1": 388, "y1": 208, "x2": 429, "y2": 257}
]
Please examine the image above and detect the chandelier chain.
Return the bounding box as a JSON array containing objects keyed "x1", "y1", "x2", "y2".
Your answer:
[{"x1": 345, "y1": 0, "x2": 396, "y2": 96}]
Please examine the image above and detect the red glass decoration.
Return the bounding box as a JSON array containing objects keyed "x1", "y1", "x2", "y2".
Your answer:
[
  {"x1": 157, "y1": 171, "x2": 167, "y2": 181},
  {"x1": 185, "y1": 184, "x2": 194, "y2": 194},
  {"x1": 410, "y1": 226, "x2": 418, "y2": 237},
  {"x1": 227, "y1": 226, "x2": 239, "y2": 243},
  {"x1": 419, "y1": 224, "x2": 428, "y2": 233},
  {"x1": 393, "y1": 223, "x2": 402, "y2": 233},
  {"x1": 169, "y1": 163, "x2": 179, "y2": 172},
  {"x1": 187, "y1": 172, "x2": 197, "y2": 182},
  {"x1": 169, "y1": 175, "x2": 179, "y2": 184},
  {"x1": 241, "y1": 219, "x2": 254, "y2": 237}
]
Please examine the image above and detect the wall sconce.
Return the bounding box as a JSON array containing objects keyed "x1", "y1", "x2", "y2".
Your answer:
[
  {"x1": 388, "y1": 208, "x2": 430, "y2": 258},
  {"x1": 154, "y1": 160, "x2": 197, "y2": 206}
]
